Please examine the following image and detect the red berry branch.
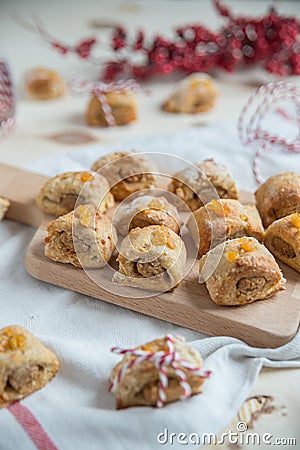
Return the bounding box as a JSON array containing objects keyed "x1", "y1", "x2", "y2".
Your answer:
[{"x1": 15, "y1": 0, "x2": 300, "y2": 80}]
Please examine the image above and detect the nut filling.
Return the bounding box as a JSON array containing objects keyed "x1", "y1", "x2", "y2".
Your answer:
[
  {"x1": 136, "y1": 260, "x2": 165, "y2": 278},
  {"x1": 272, "y1": 237, "x2": 296, "y2": 259},
  {"x1": 237, "y1": 276, "x2": 267, "y2": 293}
]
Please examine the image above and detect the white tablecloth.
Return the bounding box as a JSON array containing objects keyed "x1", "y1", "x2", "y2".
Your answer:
[{"x1": 1, "y1": 116, "x2": 300, "y2": 450}]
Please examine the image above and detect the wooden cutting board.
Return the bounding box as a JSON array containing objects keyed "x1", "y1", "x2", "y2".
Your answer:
[{"x1": 1, "y1": 163, "x2": 299, "y2": 348}]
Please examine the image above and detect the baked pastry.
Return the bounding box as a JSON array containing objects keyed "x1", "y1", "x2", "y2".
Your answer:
[
  {"x1": 86, "y1": 92, "x2": 137, "y2": 126},
  {"x1": 0, "y1": 197, "x2": 10, "y2": 221},
  {"x1": 44, "y1": 204, "x2": 117, "y2": 268},
  {"x1": 36, "y1": 171, "x2": 114, "y2": 216},
  {"x1": 113, "y1": 195, "x2": 181, "y2": 236},
  {"x1": 91, "y1": 150, "x2": 157, "y2": 201},
  {"x1": 162, "y1": 73, "x2": 217, "y2": 114},
  {"x1": 109, "y1": 335, "x2": 209, "y2": 409},
  {"x1": 0, "y1": 325, "x2": 59, "y2": 408},
  {"x1": 255, "y1": 172, "x2": 300, "y2": 228},
  {"x1": 25, "y1": 67, "x2": 65, "y2": 100},
  {"x1": 168, "y1": 158, "x2": 238, "y2": 211},
  {"x1": 187, "y1": 199, "x2": 264, "y2": 256},
  {"x1": 113, "y1": 225, "x2": 186, "y2": 292},
  {"x1": 199, "y1": 237, "x2": 285, "y2": 306},
  {"x1": 264, "y1": 213, "x2": 300, "y2": 273}
]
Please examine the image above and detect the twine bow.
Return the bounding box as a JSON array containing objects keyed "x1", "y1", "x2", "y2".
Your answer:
[
  {"x1": 69, "y1": 76, "x2": 141, "y2": 127},
  {"x1": 109, "y1": 334, "x2": 211, "y2": 408},
  {"x1": 238, "y1": 81, "x2": 300, "y2": 185}
]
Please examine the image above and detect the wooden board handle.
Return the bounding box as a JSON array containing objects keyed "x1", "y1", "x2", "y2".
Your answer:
[{"x1": 0, "y1": 163, "x2": 48, "y2": 228}]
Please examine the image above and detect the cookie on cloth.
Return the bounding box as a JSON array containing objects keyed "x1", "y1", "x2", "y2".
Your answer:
[
  {"x1": 0, "y1": 325, "x2": 59, "y2": 408},
  {"x1": 109, "y1": 334, "x2": 210, "y2": 409},
  {"x1": 87, "y1": 91, "x2": 137, "y2": 127},
  {"x1": 25, "y1": 67, "x2": 65, "y2": 100},
  {"x1": 162, "y1": 73, "x2": 217, "y2": 114}
]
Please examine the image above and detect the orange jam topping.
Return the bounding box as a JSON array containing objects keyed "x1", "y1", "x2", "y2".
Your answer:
[
  {"x1": 80, "y1": 172, "x2": 93, "y2": 183},
  {"x1": 74, "y1": 205, "x2": 93, "y2": 227},
  {"x1": 207, "y1": 199, "x2": 229, "y2": 217},
  {"x1": 226, "y1": 251, "x2": 239, "y2": 262},
  {"x1": 0, "y1": 331, "x2": 26, "y2": 352},
  {"x1": 240, "y1": 214, "x2": 248, "y2": 221},
  {"x1": 151, "y1": 229, "x2": 168, "y2": 246},
  {"x1": 291, "y1": 213, "x2": 300, "y2": 230},
  {"x1": 240, "y1": 239, "x2": 255, "y2": 252}
]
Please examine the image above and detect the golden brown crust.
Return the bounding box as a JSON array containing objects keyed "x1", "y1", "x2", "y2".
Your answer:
[
  {"x1": 26, "y1": 67, "x2": 65, "y2": 100},
  {"x1": 86, "y1": 92, "x2": 137, "y2": 127},
  {"x1": 162, "y1": 73, "x2": 217, "y2": 114},
  {"x1": 199, "y1": 237, "x2": 285, "y2": 306},
  {"x1": 110, "y1": 335, "x2": 204, "y2": 409},
  {"x1": 255, "y1": 172, "x2": 300, "y2": 228},
  {"x1": 168, "y1": 158, "x2": 238, "y2": 211},
  {"x1": 44, "y1": 204, "x2": 117, "y2": 268},
  {"x1": 36, "y1": 171, "x2": 114, "y2": 216},
  {"x1": 0, "y1": 325, "x2": 59, "y2": 408},
  {"x1": 0, "y1": 197, "x2": 10, "y2": 221},
  {"x1": 113, "y1": 195, "x2": 181, "y2": 235},
  {"x1": 91, "y1": 150, "x2": 157, "y2": 201},
  {"x1": 187, "y1": 199, "x2": 264, "y2": 256},
  {"x1": 113, "y1": 225, "x2": 186, "y2": 292},
  {"x1": 264, "y1": 213, "x2": 300, "y2": 273}
]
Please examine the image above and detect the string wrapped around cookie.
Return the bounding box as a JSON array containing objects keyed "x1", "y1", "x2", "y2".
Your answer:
[
  {"x1": 69, "y1": 76, "x2": 141, "y2": 127},
  {"x1": 238, "y1": 81, "x2": 300, "y2": 185},
  {"x1": 109, "y1": 334, "x2": 211, "y2": 409}
]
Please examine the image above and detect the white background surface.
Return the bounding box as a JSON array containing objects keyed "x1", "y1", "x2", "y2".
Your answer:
[{"x1": 1, "y1": 1, "x2": 300, "y2": 449}]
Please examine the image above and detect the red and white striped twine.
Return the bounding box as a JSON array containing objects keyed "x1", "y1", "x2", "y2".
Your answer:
[
  {"x1": 69, "y1": 76, "x2": 141, "y2": 127},
  {"x1": 238, "y1": 81, "x2": 300, "y2": 185},
  {"x1": 109, "y1": 334, "x2": 211, "y2": 408},
  {"x1": 0, "y1": 60, "x2": 15, "y2": 141}
]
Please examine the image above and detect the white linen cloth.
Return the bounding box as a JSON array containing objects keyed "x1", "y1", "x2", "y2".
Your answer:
[{"x1": 0, "y1": 118, "x2": 300, "y2": 450}]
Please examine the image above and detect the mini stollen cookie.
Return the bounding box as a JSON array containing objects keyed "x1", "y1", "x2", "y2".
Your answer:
[
  {"x1": 86, "y1": 92, "x2": 137, "y2": 127},
  {"x1": 44, "y1": 204, "x2": 117, "y2": 268},
  {"x1": 36, "y1": 171, "x2": 114, "y2": 216},
  {"x1": 264, "y1": 213, "x2": 300, "y2": 273},
  {"x1": 0, "y1": 325, "x2": 59, "y2": 408},
  {"x1": 113, "y1": 225, "x2": 186, "y2": 292},
  {"x1": 113, "y1": 195, "x2": 181, "y2": 236},
  {"x1": 255, "y1": 172, "x2": 300, "y2": 228},
  {"x1": 0, "y1": 197, "x2": 10, "y2": 221},
  {"x1": 91, "y1": 150, "x2": 157, "y2": 201},
  {"x1": 162, "y1": 73, "x2": 217, "y2": 114},
  {"x1": 168, "y1": 158, "x2": 238, "y2": 211},
  {"x1": 25, "y1": 67, "x2": 65, "y2": 100},
  {"x1": 187, "y1": 199, "x2": 264, "y2": 256},
  {"x1": 109, "y1": 334, "x2": 210, "y2": 409},
  {"x1": 199, "y1": 237, "x2": 285, "y2": 306}
]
